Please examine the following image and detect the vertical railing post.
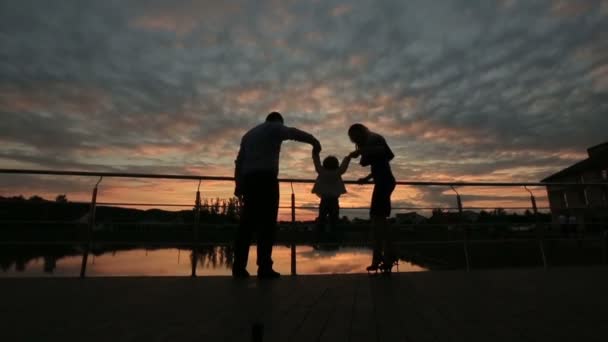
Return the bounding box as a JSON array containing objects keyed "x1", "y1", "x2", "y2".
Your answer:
[
  {"x1": 191, "y1": 179, "x2": 202, "y2": 277},
  {"x1": 290, "y1": 182, "x2": 297, "y2": 276},
  {"x1": 452, "y1": 186, "x2": 470, "y2": 271},
  {"x1": 602, "y1": 185, "x2": 608, "y2": 264},
  {"x1": 526, "y1": 187, "x2": 547, "y2": 269},
  {"x1": 80, "y1": 176, "x2": 102, "y2": 278},
  {"x1": 603, "y1": 230, "x2": 608, "y2": 265}
]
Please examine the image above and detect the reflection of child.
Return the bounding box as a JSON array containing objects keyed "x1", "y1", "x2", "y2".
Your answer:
[{"x1": 312, "y1": 151, "x2": 357, "y2": 232}]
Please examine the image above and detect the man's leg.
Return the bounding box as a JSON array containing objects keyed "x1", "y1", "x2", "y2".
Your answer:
[
  {"x1": 257, "y1": 175, "x2": 280, "y2": 276},
  {"x1": 233, "y1": 178, "x2": 255, "y2": 276}
]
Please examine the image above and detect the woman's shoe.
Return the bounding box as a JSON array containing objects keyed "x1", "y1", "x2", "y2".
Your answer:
[
  {"x1": 366, "y1": 263, "x2": 381, "y2": 274},
  {"x1": 380, "y1": 259, "x2": 397, "y2": 275}
]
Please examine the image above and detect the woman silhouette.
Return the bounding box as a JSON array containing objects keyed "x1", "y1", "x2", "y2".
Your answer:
[{"x1": 348, "y1": 123, "x2": 397, "y2": 273}]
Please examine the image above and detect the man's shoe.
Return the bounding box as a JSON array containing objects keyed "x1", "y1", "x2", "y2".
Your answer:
[
  {"x1": 232, "y1": 268, "x2": 250, "y2": 279},
  {"x1": 257, "y1": 268, "x2": 281, "y2": 279}
]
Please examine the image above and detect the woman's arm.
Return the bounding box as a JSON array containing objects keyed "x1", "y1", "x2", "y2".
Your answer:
[
  {"x1": 357, "y1": 173, "x2": 373, "y2": 184},
  {"x1": 338, "y1": 156, "x2": 351, "y2": 175}
]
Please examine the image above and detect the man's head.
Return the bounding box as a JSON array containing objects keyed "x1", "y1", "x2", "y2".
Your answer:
[{"x1": 266, "y1": 112, "x2": 284, "y2": 124}]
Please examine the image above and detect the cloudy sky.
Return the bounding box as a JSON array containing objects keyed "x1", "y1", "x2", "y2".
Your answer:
[{"x1": 1, "y1": 0, "x2": 607, "y2": 216}]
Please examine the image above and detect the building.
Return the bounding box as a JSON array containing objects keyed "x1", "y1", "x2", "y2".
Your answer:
[{"x1": 541, "y1": 142, "x2": 608, "y2": 230}]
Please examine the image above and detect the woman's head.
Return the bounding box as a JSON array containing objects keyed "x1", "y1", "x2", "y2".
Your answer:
[
  {"x1": 322, "y1": 156, "x2": 340, "y2": 170},
  {"x1": 348, "y1": 123, "x2": 369, "y2": 146}
]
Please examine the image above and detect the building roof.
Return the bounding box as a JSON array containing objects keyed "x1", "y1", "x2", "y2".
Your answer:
[
  {"x1": 542, "y1": 142, "x2": 608, "y2": 183},
  {"x1": 542, "y1": 158, "x2": 594, "y2": 183}
]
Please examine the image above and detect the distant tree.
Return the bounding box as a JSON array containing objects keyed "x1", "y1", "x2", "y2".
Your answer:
[
  {"x1": 494, "y1": 208, "x2": 507, "y2": 216},
  {"x1": 202, "y1": 199, "x2": 210, "y2": 214},
  {"x1": 226, "y1": 198, "x2": 239, "y2": 220},
  {"x1": 432, "y1": 208, "x2": 443, "y2": 217},
  {"x1": 28, "y1": 195, "x2": 45, "y2": 202},
  {"x1": 221, "y1": 200, "x2": 228, "y2": 216},
  {"x1": 55, "y1": 194, "x2": 68, "y2": 203},
  {"x1": 212, "y1": 198, "x2": 221, "y2": 215}
]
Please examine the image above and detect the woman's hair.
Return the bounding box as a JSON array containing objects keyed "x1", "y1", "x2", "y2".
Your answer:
[
  {"x1": 348, "y1": 123, "x2": 369, "y2": 147},
  {"x1": 322, "y1": 156, "x2": 340, "y2": 170}
]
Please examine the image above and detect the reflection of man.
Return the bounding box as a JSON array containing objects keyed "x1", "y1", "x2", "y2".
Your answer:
[
  {"x1": 233, "y1": 112, "x2": 321, "y2": 279},
  {"x1": 568, "y1": 215, "x2": 578, "y2": 236},
  {"x1": 558, "y1": 213, "x2": 567, "y2": 236}
]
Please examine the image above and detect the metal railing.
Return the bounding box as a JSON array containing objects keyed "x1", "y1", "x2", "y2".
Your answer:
[{"x1": 1, "y1": 168, "x2": 607, "y2": 277}]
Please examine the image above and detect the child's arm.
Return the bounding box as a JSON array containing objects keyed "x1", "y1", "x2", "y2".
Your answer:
[
  {"x1": 312, "y1": 150, "x2": 322, "y2": 173},
  {"x1": 338, "y1": 156, "x2": 351, "y2": 175}
]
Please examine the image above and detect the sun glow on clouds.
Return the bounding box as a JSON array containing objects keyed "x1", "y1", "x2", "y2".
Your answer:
[{"x1": 1, "y1": 0, "x2": 607, "y2": 215}]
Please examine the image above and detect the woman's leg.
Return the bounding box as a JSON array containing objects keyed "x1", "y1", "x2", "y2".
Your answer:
[
  {"x1": 383, "y1": 217, "x2": 396, "y2": 266},
  {"x1": 372, "y1": 182, "x2": 396, "y2": 270},
  {"x1": 370, "y1": 216, "x2": 385, "y2": 267}
]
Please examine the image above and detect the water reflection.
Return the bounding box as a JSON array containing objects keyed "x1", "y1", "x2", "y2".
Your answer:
[{"x1": 0, "y1": 245, "x2": 426, "y2": 277}]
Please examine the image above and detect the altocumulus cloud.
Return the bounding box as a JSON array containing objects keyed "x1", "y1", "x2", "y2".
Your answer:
[{"x1": 1, "y1": 0, "x2": 607, "y2": 208}]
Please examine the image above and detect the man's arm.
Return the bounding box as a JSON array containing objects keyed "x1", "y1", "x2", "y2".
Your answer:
[
  {"x1": 282, "y1": 126, "x2": 321, "y2": 152},
  {"x1": 312, "y1": 151, "x2": 322, "y2": 174}
]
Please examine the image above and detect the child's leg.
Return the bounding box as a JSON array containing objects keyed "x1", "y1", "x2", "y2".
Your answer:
[
  {"x1": 318, "y1": 198, "x2": 326, "y2": 224},
  {"x1": 317, "y1": 197, "x2": 328, "y2": 235},
  {"x1": 328, "y1": 197, "x2": 339, "y2": 232}
]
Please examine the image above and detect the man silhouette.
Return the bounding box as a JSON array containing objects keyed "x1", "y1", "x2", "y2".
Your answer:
[{"x1": 233, "y1": 112, "x2": 321, "y2": 278}]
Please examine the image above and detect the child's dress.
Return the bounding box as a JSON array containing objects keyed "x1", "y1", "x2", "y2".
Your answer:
[{"x1": 312, "y1": 154, "x2": 351, "y2": 231}]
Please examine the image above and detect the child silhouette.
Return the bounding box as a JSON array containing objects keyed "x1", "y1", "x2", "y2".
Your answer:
[{"x1": 312, "y1": 150, "x2": 358, "y2": 233}]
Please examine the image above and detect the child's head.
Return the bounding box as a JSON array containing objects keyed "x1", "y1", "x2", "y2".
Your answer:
[{"x1": 322, "y1": 156, "x2": 340, "y2": 170}]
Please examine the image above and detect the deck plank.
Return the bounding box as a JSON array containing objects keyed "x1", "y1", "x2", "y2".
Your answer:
[
  {"x1": 265, "y1": 276, "x2": 332, "y2": 342},
  {"x1": 318, "y1": 276, "x2": 358, "y2": 342},
  {"x1": 1, "y1": 269, "x2": 608, "y2": 341},
  {"x1": 349, "y1": 276, "x2": 377, "y2": 342},
  {"x1": 290, "y1": 277, "x2": 344, "y2": 342}
]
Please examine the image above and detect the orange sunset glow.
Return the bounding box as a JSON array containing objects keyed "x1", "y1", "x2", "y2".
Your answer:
[{"x1": 1, "y1": 0, "x2": 607, "y2": 216}]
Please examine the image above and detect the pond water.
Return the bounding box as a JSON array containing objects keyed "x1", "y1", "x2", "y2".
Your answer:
[{"x1": 0, "y1": 245, "x2": 427, "y2": 277}]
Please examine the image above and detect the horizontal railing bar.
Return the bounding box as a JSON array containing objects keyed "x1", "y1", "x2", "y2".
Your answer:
[
  {"x1": 1, "y1": 168, "x2": 605, "y2": 187},
  {"x1": 0, "y1": 200, "x2": 555, "y2": 210},
  {"x1": 284, "y1": 206, "x2": 553, "y2": 210},
  {"x1": 0, "y1": 237, "x2": 603, "y2": 247},
  {"x1": 2, "y1": 220, "x2": 600, "y2": 226},
  {"x1": 2, "y1": 220, "x2": 606, "y2": 227}
]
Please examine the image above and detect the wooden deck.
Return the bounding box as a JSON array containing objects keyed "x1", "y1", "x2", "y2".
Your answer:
[{"x1": 1, "y1": 268, "x2": 608, "y2": 341}]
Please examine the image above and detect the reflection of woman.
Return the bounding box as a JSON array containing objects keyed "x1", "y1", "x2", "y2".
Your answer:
[{"x1": 348, "y1": 123, "x2": 397, "y2": 273}]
